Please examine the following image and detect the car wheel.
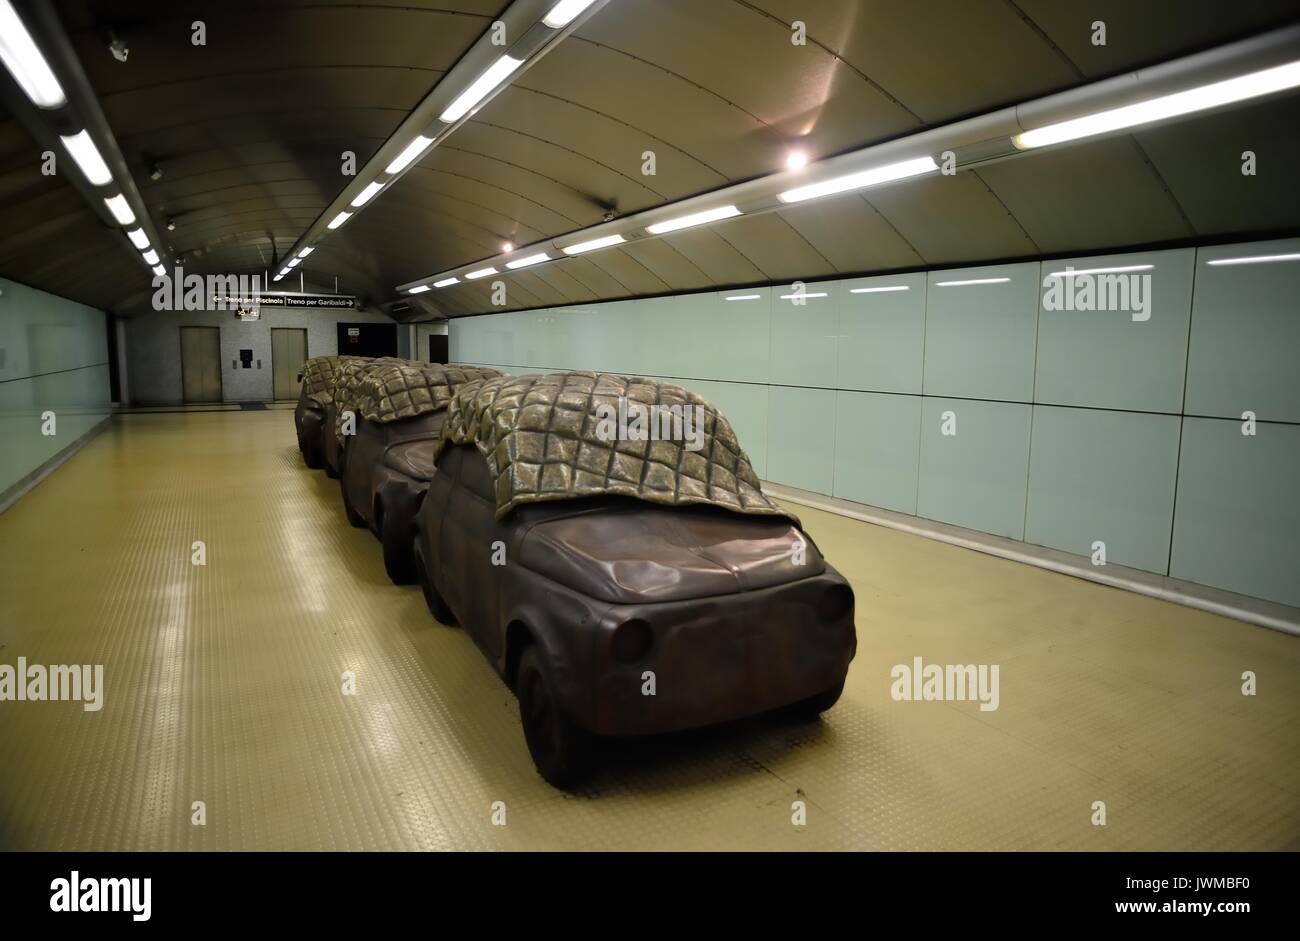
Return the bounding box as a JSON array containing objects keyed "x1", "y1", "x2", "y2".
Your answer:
[
  {"x1": 792, "y1": 679, "x2": 846, "y2": 720},
  {"x1": 381, "y1": 513, "x2": 415, "y2": 584},
  {"x1": 516, "y1": 645, "x2": 594, "y2": 790},
  {"x1": 412, "y1": 541, "x2": 456, "y2": 625}
]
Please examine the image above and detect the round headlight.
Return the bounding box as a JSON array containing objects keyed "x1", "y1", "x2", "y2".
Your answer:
[
  {"x1": 611, "y1": 618, "x2": 653, "y2": 663},
  {"x1": 816, "y1": 584, "x2": 854, "y2": 623}
]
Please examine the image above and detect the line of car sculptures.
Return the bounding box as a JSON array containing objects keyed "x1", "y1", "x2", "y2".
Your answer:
[{"x1": 295, "y1": 355, "x2": 856, "y2": 788}]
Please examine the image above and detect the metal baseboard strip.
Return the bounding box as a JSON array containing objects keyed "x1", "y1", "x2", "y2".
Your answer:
[
  {"x1": 763, "y1": 481, "x2": 1300, "y2": 637},
  {"x1": 0, "y1": 416, "x2": 112, "y2": 515}
]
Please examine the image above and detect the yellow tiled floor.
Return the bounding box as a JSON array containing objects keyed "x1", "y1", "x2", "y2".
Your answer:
[{"x1": 0, "y1": 410, "x2": 1296, "y2": 850}]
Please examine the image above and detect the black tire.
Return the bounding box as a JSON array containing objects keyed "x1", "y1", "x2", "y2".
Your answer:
[
  {"x1": 302, "y1": 439, "x2": 323, "y2": 469},
  {"x1": 412, "y1": 540, "x2": 456, "y2": 625},
  {"x1": 381, "y1": 512, "x2": 415, "y2": 584},
  {"x1": 516, "y1": 645, "x2": 594, "y2": 790},
  {"x1": 792, "y1": 678, "x2": 846, "y2": 720}
]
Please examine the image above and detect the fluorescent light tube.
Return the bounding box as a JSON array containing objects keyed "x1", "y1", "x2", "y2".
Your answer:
[
  {"x1": 1047, "y1": 264, "x2": 1153, "y2": 277},
  {"x1": 935, "y1": 277, "x2": 1010, "y2": 286},
  {"x1": 725, "y1": 294, "x2": 762, "y2": 301},
  {"x1": 0, "y1": 0, "x2": 66, "y2": 108},
  {"x1": 151, "y1": 265, "x2": 165, "y2": 277},
  {"x1": 273, "y1": 273, "x2": 284, "y2": 282},
  {"x1": 386, "y1": 135, "x2": 435, "y2": 174},
  {"x1": 142, "y1": 249, "x2": 159, "y2": 265},
  {"x1": 1014, "y1": 59, "x2": 1300, "y2": 149},
  {"x1": 465, "y1": 267, "x2": 497, "y2": 280},
  {"x1": 543, "y1": 0, "x2": 598, "y2": 28},
  {"x1": 126, "y1": 228, "x2": 149, "y2": 249},
  {"x1": 408, "y1": 285, "x2": 430, "y2": 294},
  {"x1": 440, "y1": 55, "x2": 523, "y2": 123},
  {"x1": 286, "y1": 257, "x2": 301, "y2": 268},
  {"x1": 433, "y1": 277, "x2": 460, "y2": 288},
  {"x1": 562, "y1": 234, "x2": 625, "y2": 255},
  {"x1": 327, "y1": 211, "x2": 352, "y2": 229},
  {"x1": 350, "y1": 181, "x2": 384, "y2": 207},
  {"x1": 778, "y1": 155, "x2": 938, "y2": 203},
  {"x1": 779, "y1": 291, "x2": 828, "y2": 299},
  {"x1": 297, "y1": 246, "x2": 314, "y2": 258},
  {"x1": 850, "y1": 285, "x2": 910, "y2": 293},
  {"x1": 60, "y1": 130, "x2": 113, "y2": 186},
  {"x1": 104, "y1": 193, "x2": 135, "y2": 225},
  {"x1": 646, "y1": 204, "x2": 741, "y2": 234},
  {"x1": 1206, "y1": 252, "x2": 1300, "y2": 266},
  {"x1": 505, "y1": 252, "x2": 550, "y2": 270}
]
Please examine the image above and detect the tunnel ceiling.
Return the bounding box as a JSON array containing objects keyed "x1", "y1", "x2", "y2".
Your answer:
[{"x1": 1, "y1": 0, "x2": 1298, "y2": 316}]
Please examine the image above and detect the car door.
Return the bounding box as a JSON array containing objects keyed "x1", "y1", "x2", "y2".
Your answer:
[{"x1": 438, "y1": 445, "x2": 503, "y2": 659}]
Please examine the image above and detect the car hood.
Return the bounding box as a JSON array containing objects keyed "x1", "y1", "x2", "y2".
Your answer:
[{"x1": 516, "y1": 503, "x2": 825, "y2": 605}]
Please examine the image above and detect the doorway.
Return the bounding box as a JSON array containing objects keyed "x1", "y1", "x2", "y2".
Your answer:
[
  {"x1": 179, "y1": 326, "x2": 223, "y2": 403},
  {"x1": 337, "y1": 322, "x2": 397, "y2": 358},
  {"x1": 271, "y1": 328, "x2": 308, "y2": 400},
  {"x1": 428, "y1": 333, "x2": 448, "y2": 364}
]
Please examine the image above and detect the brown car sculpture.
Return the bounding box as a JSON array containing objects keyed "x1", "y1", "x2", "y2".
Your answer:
[
  {"x1": 338, "y1": 362, "x2": 503, "y2": 582},
  {"x1": 412, "y1": 372, "x2": 857, "y2": 788},
  {"x1": 322, "y1": 356, "x2": 403, "y2": 477},
  {"x1": 294, "y1": 355, "x2": 357, "y2": 469}
]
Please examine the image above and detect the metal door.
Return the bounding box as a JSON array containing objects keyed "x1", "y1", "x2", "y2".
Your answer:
[
  {"x1": 271, "y1": 328, "x2": 308, "y2": 400},
  {"x1": 179, "y1": 326, "x2": 222, "y2": 403}
]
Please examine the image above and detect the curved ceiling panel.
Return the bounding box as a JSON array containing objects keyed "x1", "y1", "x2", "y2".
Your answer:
[{"x1": 0, "y1": 0, "x2": 1296, "y2": 317}]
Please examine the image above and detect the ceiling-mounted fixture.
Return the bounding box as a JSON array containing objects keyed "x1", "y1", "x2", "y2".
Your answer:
[
  {"x1": 59, "y1": 129, "x2": 112, "y2": 185},
  {"x1": 1013, "y1": 59, "x2": 1300, "y2": 150},
  {"x1": 465, "y1": 267, "x2": 497, "y2": 280},
  {"x1": 850, "y1": 285, "x2": 910, "y2": 293},
  {"x1": 778, "y1": 155, "x2": 938, "y2": 204},
  {"x1": 935, "y1": 278, "x2": 1011, "y2": 287},
  {"x1": 0, "y1": 0, "x2": 65, "y2": 107},
  {"x1": 543, "y1": 0, "x2": 599, "y2": 29},
  {"x1": 1046, "y1": 264, "x2": 1153, "y2": 277},
  {"x1": 327, "y1": 212, "x2": 351, "y2": 230},
  {"x1": 104, "y1": 193, "x2": 135, "y2": 225},
  {"x1": 785, "y1": 150, "x2": 809, "y2": 171},
  {"x1": 440, "y1": 55, "x2": 523, "y2": 123},
  {"x1": 126, "y1": 227, "x2": 149, "y2": 249},
  {"x1": 505, "y1": 252, "x2": 549, "y2": 270},
  {"x1": 645, "y1": 205, "x2": 742, "y2": 235},
  {"x1": 350, "y1": 182, "x2": 383, "y2": 207},
  {"x1": 562, "y1": 234, "x2": 624, "y2": 255}
]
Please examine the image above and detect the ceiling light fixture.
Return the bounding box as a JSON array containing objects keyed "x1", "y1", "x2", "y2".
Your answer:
[
  {"x1": 440, "y1": 54, "x2": 523, "y2": 123},
  {"x1": 386, "y1": 135, "x2": 435, "y2": 174},
  {"x1": 408, "y1": 285, "x2": 430, "y2": 294},
  {"x1": 0, "y1": 0, "x2": 66, "y2": 108},
  {"x1": 151, "y1": 265, "x2": 165, "y2": 277},
  {"x1": 778, "y1": 155, "x2": 938, "y2": 203},
  {"x1": 433, "y1": 277, "x2": 460, "y2": 288},
  {"x1": 505, "y1": 252, "x2": 549, "y2": 269},
  {"x1": 935, "y1": 277, "x2": 1010, "y2": 286},
  {"x1": 725, "y1": 294, "x2": 762, "y2": 301},
  {"x1": 562, "y1": 234, "x2": 625, "y2": 255},
  {"x1": 103, "y1": 193, "x2": 135, "y2": 225},
  {"x1": 543, "y1": 0, "x2": 599, "y2": 29},
  {"x1": 465, "y1": 267, "x2": 497, "y2": 280},
  {"x1": 286, "y1": 257, "x2": 301, "y2": 268},
  {"x1": 327, "y1": 211, "x2": 352, "y2": 230},
  {"x1": 350, "y1": 181, "x2": 384, "y2": 207},
  {"x1": 1014, "y1": 59, "x2": 1300, "y2": 149},
  {"x1": 850, "y1": 285, "x2": 910, "y2": 293},
  {"x1": 785, "y1": 150, "x2": 809, "y2": 171},
  {"x1": 125, "y1": 227, "x2": 149, "y2": 249},
  {"x1": 60, "y1": 130, "x2": 113, "y2": 186},
  {"x1": 142, "y1": 249, "x2": 159, "y2": 265},
  {"x1": 646, "y1": 204, "x2": 742, "y2": 234},
  {"x1": 297, "y1": 246, "x2": 314, "y2": 258},
  {"x1": 501, "y1": 241, "x2": 514, "y2": 253},
  {"x1": 779, "y1": 291, "x2": 828, "y2": 299},
  {"x1": 1206, "y1": 252, "x2": 1300, "y2": 266}
]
